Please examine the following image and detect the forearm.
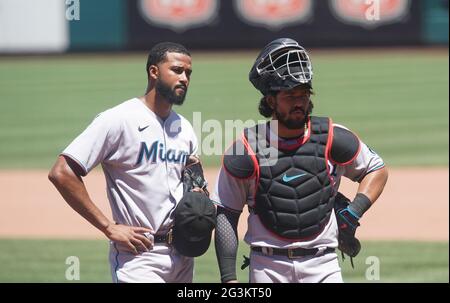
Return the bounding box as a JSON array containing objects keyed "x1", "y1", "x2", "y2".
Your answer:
[
  {"x1": 58, "y1": 180, "x2": 111, "y2": 233},
  {"x1": 357, "y1": 166, "x2": 389, "y2": 203},
  {"x1": 215, "y1": 207, "x2": 240, "y2": 282},
  {"x1": 348, "y1": 166, "x2": 389, "y2": 218},
  {"x1": 49, "y1": 158, "x2": 112, "y2": 235}
]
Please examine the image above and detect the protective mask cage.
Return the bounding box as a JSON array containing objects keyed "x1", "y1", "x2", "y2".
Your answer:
[{"x1": 257, "y1": 47, "x2": 313, "y2": 84}]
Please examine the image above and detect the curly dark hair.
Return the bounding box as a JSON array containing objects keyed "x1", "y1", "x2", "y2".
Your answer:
[{"x1": 258, "y1": 88, "x2": 314, "y2": 118}]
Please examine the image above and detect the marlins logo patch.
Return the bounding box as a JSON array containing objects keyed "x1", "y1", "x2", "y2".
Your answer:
[{"x1": 139, "y1": 0, "x2": 219, "y2": 32}]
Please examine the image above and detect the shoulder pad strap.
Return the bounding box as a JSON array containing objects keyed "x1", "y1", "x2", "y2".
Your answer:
[
  {"x1": 223, "y1": 139, "x2": 255, "y2": 179},
  {"x1": 331, "y1": 126, "x2": 360, "y2": 165}
]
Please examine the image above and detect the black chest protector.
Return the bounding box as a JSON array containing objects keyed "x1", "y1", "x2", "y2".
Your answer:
[{"x1": 244, "y1": 117, "x2": 335, "y2": 240}]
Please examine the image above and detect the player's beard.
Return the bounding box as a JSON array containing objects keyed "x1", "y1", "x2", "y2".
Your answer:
[
  {"x1": 274, "y1": 106, "x2": 308, "y2": 130},
  {"x1": 156, "y1": 79, "x2": 187, "y2": 105}
]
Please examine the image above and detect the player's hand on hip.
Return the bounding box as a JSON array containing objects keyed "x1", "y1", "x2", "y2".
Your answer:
[{"x1": 105, "y1": 223, "x2": 154, "y2": 255}]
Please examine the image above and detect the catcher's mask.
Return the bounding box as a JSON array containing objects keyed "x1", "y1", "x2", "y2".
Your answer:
[{"x1": 249, "y1": 38, "x2": 313, "y2": 96}]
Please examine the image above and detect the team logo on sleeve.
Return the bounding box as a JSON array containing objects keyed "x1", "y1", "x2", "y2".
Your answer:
[
  {"x1": 233, "y1": 0, "x2": 313, "y2": 29},
  {"x1": 136, "y1": 141, "x2": 189, "y2": 165},
  {"x1": 139, "y1": 0, "x2": 219, "y2": 32}
]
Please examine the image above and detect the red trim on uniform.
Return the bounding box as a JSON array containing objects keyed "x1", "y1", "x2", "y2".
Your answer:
[
  {"x1": 338, "y1": 135, "x2": 361, "y2": 166},
  {"x1": 242, "y1": 133, "x2": 259, "y2": 190},
  {"x1": 339, "y1": 139, "x2": 361, "y2": 166},
  {"x1": 324, "y1": 118, "x2": 334, "y2": 184},
  {"x1": 221, "y1": 139, "x2": 256, "y2": 180},
  {"x1": 328, "y1": 126, "x2": 362, "y2": 166},
  {"x1": 240, "y1": 132, "x2": 260, "y2": 204},
  {"x1": 304, "y1": 118, "x2": 312, "y2": 144},
  {"x1": 241, "y1": 130, "x2": 263, "y2": 238},
  {"x1": 247, "y1": 118, "x2": 333, "y2": 243}
]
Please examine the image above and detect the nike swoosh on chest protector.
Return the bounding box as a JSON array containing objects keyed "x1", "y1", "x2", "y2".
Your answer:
[{"x1": 282, "y1": 173, "x2": 307, "y2": 182}]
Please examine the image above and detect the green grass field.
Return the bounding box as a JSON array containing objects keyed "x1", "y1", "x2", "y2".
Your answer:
[
  {"x1": 0, "y1": 50, "x2": 448, "y2": 168},
  {"x1": 0, "y1": 50, "x2": 448, "y2": 284},
  {"x1": 0, "y1": 239, "x2": 447, "y2": 283}
]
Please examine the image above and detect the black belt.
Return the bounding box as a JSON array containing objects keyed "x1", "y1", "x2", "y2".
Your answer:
[
  {"x1": 251, "y1": 246, "x2": 335, "y2": 259},
  {"x1": 153, "y1": 230, "x2": 173, "y2": 245}
]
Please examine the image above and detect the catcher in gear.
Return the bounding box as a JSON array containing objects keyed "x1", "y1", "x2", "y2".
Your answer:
[{"x1": 213, "y1": 38, "x2": 389, "y2": 283}]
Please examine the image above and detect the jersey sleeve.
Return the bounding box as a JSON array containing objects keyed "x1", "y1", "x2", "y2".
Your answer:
[
  {"x1": 211, "y1": 166, "x2": 252, "y2": 212},
  {"x1": 342, "y1": 141, "x2": 386, "y2": 182},
  {"x1": 61, "y1": 111, "x2": 122, "y2": 175},
  {"x1": 330, "y1": 123, "x2": 385, "y2": 182}
]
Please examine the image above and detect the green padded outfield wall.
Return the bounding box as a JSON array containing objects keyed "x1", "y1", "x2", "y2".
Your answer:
[
  {"x1": 69, "y1": 0, "x2": 127, "y2": 50},
  {"x1": 421, "y1": 0, "x2": 449, "y2": 44}
]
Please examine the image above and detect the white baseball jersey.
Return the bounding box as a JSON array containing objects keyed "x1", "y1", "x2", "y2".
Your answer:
[
  {"x1": 62, "y1": 97, "x2": 198, "y2": 282},
  {"x1": 212, "y1": 124, "x2": 385, "y2": 250}
]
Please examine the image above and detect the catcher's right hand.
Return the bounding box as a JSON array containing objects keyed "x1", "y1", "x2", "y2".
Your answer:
[{"x1": 334, "y1": 192, "x2": 361, "y2": 258}]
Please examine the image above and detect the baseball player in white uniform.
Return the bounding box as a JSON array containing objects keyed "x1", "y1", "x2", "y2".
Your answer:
[
  {"x1": 213, "y1": 38, "x2": 389, "y2": 283},
  {"x1": 49, "y1": 42, "x2": 199, "y2": 283}
]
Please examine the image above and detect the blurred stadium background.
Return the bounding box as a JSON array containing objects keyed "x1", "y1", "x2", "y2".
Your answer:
[{"x1": 0, "y1": 0, "x2": 448, "y2": 283}]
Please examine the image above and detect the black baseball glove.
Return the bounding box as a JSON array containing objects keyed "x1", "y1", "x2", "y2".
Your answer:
[
  {"x1": 183, "y1": 156, "x2": 209, "y2": 196},
  {"x1": 334, "y1": 192, "x2": 361, "y2": 258}
]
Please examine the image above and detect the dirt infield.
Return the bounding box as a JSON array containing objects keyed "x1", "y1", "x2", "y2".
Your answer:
[{"x1": 0, "y1": 168, "x2": 448, "y2": 241}]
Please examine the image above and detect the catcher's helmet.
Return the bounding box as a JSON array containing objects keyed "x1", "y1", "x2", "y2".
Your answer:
[{"x1": 249, "y1": 38, "x2": 313, "y2": 96}]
